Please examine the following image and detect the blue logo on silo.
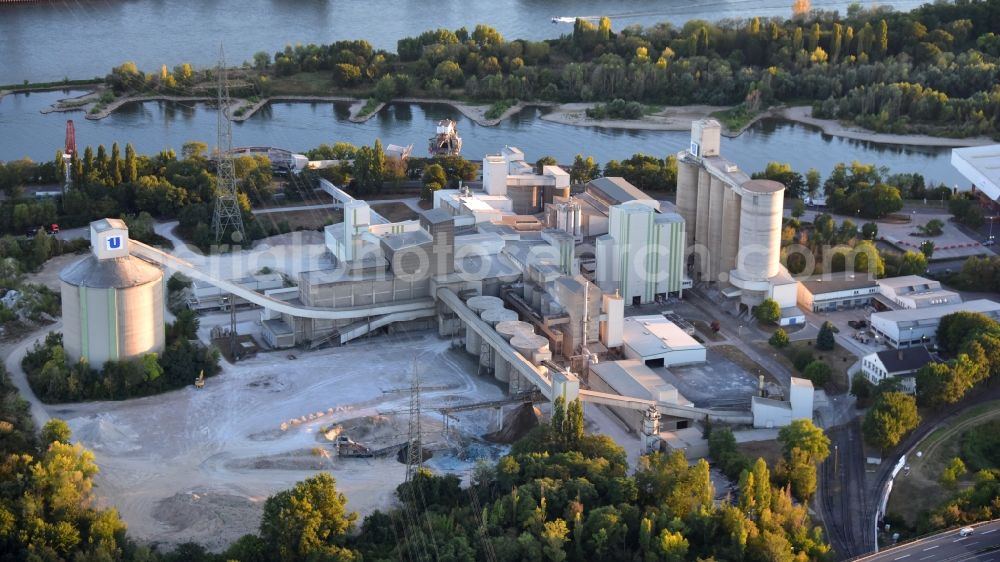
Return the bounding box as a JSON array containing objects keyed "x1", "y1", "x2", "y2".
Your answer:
[{"x1": 107, "y1": 236, "x2": 122, "y2": 250}]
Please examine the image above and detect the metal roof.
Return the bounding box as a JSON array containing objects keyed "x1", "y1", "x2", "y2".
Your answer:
[
  {"x1": 586, "y1": 177, "x2": 653, "y2": 205},
  {"x1": 800, "y1": 273, "x2": 878, "y2": 295},
  {"x1": 60, "y1": 255, "x2": 162, "y2": 288},
  {"x1": 952, "y1": 145, "x2": 1000, "y2": 200},
  {"x1": 872, "y1": 299, "x2": 1000, "y2": 323}
]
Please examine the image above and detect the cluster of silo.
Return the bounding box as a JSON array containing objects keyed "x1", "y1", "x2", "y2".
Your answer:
[
  {"x1": 495, "y1": 319, "x2": 540, "y2": 393},
  {"x1": 480, "y1": 307, "x2": 517, "y2": 376},
  {"x1": 465, "y1": 296, "x2": 504, "y2": 355}
]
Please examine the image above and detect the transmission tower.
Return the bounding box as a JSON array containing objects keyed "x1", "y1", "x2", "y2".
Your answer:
[
  {"x1": 211, "y1": 45, "x2": 246, "y2": 245},
  {"x1": 405, "y1": 361, "x2": 424, "y2": 482}
]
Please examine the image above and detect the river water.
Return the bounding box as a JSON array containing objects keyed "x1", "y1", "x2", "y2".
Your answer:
[
  {"x1": 0, "y1": 0, "x2": 926, "y2": 86},
  {"x1": 0, "y1": 89, "x2": 963, "y2": 186}
]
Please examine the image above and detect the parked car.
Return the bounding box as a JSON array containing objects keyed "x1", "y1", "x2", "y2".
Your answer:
[
  {"x1": 848, "y1": 319, "x2": 868, "y2": 329},
  {"x1": 983, "y1": 239, "x2": 995, "y2": 246},
  {"x1": 46, "y1": 223, "x2": 59, "y2": 234}
]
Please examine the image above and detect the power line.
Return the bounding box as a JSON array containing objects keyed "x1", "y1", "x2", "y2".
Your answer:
[{"x1": 212, "y1": 44, "x2": 247, "y2": 246}]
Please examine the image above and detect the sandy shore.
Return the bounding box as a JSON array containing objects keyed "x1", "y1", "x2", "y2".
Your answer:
[
  {"x1": 777, "y1": 105, "x2": 995, "y2": 148},
  {"x1": 540, "y1": 102, "x2": 734, "y2": 132}
]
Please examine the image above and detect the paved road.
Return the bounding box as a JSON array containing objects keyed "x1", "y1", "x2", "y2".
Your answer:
[{"x1": 855, "y1": 520, "x2": 1000, "y2": 561}]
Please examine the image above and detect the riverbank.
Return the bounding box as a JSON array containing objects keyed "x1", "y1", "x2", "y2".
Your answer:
[
  {"x1": 540, "y1": 102, "x2": 736, "y2": 132},
  {"x1": 777, "y1": 106, "x2": 995, "y2": 148},
  {"x1": 34, "y1": 87, "x2": 995, "y2": 150}
]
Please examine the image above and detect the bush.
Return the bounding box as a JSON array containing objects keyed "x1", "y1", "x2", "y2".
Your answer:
[
  {"x1": 791, "y1": 348, "x2": 815, "y2": 372},
  {"x1": 754, "y1": 298, "x2": 781, "y2": 325},
  {"x1": 960, "y1": 420, "x2": 1000, "y2": 472},
  {"x1": 802, "y1": 360, "x2": 832, "y2": 387},
  {"x1": 769, "y1": 328, "x2": 789, "y2": 348}
]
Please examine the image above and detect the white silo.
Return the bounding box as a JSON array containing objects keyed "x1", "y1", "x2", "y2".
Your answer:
[
  {"x1": 60, "y1": 219, "x2": 165, "y2": 366},
  {"x1": 730, "y1": 179, "x2": 785, "y2": 305}
]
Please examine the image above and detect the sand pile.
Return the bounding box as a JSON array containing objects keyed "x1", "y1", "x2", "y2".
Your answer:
[
  {"x1": 152, "y1": 490, "x2": 261, "y2": 551},
  {"x1": 72, "y1": 413, "x2": 141, "y2": 454}
]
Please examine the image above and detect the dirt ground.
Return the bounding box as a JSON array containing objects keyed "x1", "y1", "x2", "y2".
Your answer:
[
  {"x1": 30, "y1": 252, "x2": 84, "y2": 291},
  {"x1": 370, "y1": 202, "x2": 418, "y2": 223},
  {"x1": 55, "y1": 332, "x2": 510, "y2": 552},
  {"x1": 254, "y1": 208, "x2": 344, "y2": 231}
]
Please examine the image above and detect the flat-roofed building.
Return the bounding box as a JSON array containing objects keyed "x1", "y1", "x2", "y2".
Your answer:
[
  {"x1": 797, "y1": 273, "x2": 879, "y2": 312},
  {"x1": 621, "y1": 315, "x2": 707, "y2": 367},
  {"x1": 588, "y1": 359, "x2": 693, "y2": 430},
  {"x1": 870, "y1": 299, "x2": 1000, "y2": 348},
  {"x1": 876, "y1": 275, "x2": 962, "y2": 310},
  {"x1": 952, "y1": 145, "x2": 1000, "y2": 201}
]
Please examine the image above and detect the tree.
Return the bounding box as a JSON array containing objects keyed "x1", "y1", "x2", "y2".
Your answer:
[
  {"x1": 803, "y1": 360, "x2": 832, "y2": 387},
  {"x1": 769, "y1": 328, "x2": 789, "y2": 348},
  {"x1": 897, "y1": 250, "x2": 928, "y2": 275},
  {"x1": 570, "y1": 154, "x2": 600, "y2": 184},
  {"x1": 421, "y1": 163, "x2": 447, "y2": 201},
  {"x1": 863, "y1": 391, "x2": 920, "y2": 451},
  {"x1": 862, "y1": 222, "x2": 879, "y2": 240},
  {"x1": 777, "y1": 419, "x2": 830, "y2": 462},
  {"x1": 182, "y1": 141, "x2": 208, "y2": 160},
  {"x1": 536, "y1": 155, "x2": 558, "y2": 174},
  {"x1": 920, "y1": 240, "x2": 935, "y2": 259},
  {"x1": 41, "y1": 418, "x2": 72, "y2": 446},
  {"x1": 777, "y1": 447, "x2": 818, "y2": 501},
  {"x1": 791, "y1": 199, "x2": 805, "y2": 218},
  {"x1": 941, "y1": 456, "x2": 967, "y2": 489},
  {"x1": 259, "y1": 473, "x2": 359, "y2": 562},
  {"x1": 754, "y1": 298, "x2": 780, "y2": 324},
  {"x1": 816, "y1": 321, "x2": 835, "y2": 350}
]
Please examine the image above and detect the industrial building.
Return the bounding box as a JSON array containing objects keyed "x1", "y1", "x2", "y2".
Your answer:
[
  {"x1": 60, "y1": 219, "x2": 165, "y2": 365},
  {"x1": 751, "y1": 377, "x2": 814, "y2": 429},
  {"x1": 876, "y1": 275, "x2": 962, "y2": 310},
  {"x1": 676, "y1": 119, "x2": 803, "y2": 325},
  {"x1": 952, "y1": 144, "x2": 1000, "y2": 201},
  {"x1": 870, "y1": 299, "x2": 1000, "y2": 348},
  {"x1": 62, "y1": 143, "x2": 824, "y2": 439},
  {"x1": 797, "y1": 273, "x2": 879, "y2": 312},
  {"x1": 861, "y1": 347, "x2": 934, "y2": 394}
]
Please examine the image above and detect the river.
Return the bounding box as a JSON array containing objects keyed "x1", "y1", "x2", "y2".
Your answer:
[
  {"x1": 0, "y1": 89, "x2": 965, "y2": 186},
  {"x1": 1, "y1": 0, "x2": 927, "y2": 86}
]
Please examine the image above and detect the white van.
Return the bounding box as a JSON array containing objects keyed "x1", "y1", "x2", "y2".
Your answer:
[{"x1": 959, "y1": 527, "x2": 974, "y2": 537}]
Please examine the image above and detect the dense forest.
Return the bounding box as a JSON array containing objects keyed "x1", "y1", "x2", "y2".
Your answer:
[{"x1": 104, "y1": 0, "x2": 1000, "y2": 137}]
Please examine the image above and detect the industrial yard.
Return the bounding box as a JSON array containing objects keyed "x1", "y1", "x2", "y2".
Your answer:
[{"x1": 53, "y1": 333, "x2": 513, "y2": 550}]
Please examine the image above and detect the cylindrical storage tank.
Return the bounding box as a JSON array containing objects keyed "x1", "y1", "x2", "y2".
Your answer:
[
  {"x1": 60, "y1": 255, "x2": 165, "y2": 366},
  {"x1": 465, "y1": 323, "x2": 480, "y2": 355},
  {"x1": 493, "y1": 357, "x2": 510, "y2": 382},
  {"x1": 480, "y1": 308, "x2": 518, "y2": 327},
  {"x1": 466, "y1": 295, "x2": 503, "y2": 313},
  {"x1": 496, "y1": 320, "x2": 532, "y2": 341},
  {"x1": 510, "y1": 334, "x2": 550, "y2": 366},
  {"x1": 676, "y1": 159, "x2": 699, "y2": 247},
  {"x1": 737, "y1": 179, "x2": 785, "y2": 281}
]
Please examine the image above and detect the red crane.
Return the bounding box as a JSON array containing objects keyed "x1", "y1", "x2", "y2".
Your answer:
[{"x1": 64, "y1": 120, "x2": 76, "y2": 156}]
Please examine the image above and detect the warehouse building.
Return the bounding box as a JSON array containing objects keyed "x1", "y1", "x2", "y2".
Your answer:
[
  {"x1": 621, "y1": 315, "x2": 706, "y2": 367},
  {"x1": 876, "y1": 275, "x2": 962, "y2": 310},
  {"x1": 870, "y1": 299, "x2": 1000, "y2": 348},
  {"x1": 797, "y1": 273, "x2": 879, "y2": 312}
]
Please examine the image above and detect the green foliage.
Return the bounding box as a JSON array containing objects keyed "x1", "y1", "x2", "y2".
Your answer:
[
  {"x1": 949, "y1": 197, "x2": 985, "y2": 229},
  {"x1": 259, "y1": 473, "x2": 358, "y2": 561},
  {"x1": 791, "y1": 347, "x2": 815, "y2": 372},
  {"x1": 752, "y1": 162, "x2": 806, "y2": 198},
  {"x1": 603, "y1": 154, "x2": 677, "y2": 192},
  {"x1": 708, "y1": 426, "x2": 752, "y2": 480},
  {"x1": 570, "y1": 155, "x2": 600, "y2": 184},
  {"x1": 803, "y1": 360, "x2": 832, "y2": 387},
  {"x1": 918, "y1": 218, "x2": 945, "y2": 236},
  {"x1": 484, "y1": 98, "x2": 516, "y2": 120},
  {"x1": 585, "y1": 98, "x2": 645, "y2": 120},
  {"x1": 22, "y1": 327, "x2": 220, "y2": 403},
  {"x1": 863, "y1": 391, "x2": 921, "y2": 450},
  {"x1": 754, "y1": 298, "x2": 781, "y2": 324},
  {"x1": 816, "y1": 321, "x2": 835, "y2": 350},
  {"x1": 960, "y1": 420, "x2": 1000, "y2": 472},
  {"x1": 940, "y1": 456, "x2": 967, "y2": 489},
  {"x1": 777, "y1": 419, "x2": 831, "y2": 463},
  {"x1": 862, "y1": 221, "x2": 879, "y2": 240},
  {"x1": 769, "y1": 328, "x2": 789, "y2": 348},
  {"x1": 41, "y1": 418, "x2": 72, "y2": 447},
  {"x1": 850, "y1": 372, "x2": 875, "y2": 406}
]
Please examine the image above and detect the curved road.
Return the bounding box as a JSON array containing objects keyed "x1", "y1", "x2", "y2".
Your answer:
[{"x1": 854, "y1": 520, "x2": 1000, "y2": 561}]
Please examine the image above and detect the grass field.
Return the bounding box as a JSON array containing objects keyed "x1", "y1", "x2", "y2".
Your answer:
[{"x1": 885, "y1": 400, "x2": 1000, "y2": 525}]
